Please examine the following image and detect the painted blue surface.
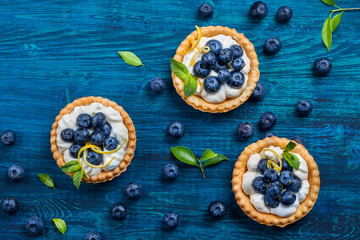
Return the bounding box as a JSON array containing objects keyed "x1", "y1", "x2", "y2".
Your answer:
[{"x1": 0, "y1": 0, "x2": 360, "y2": 239}]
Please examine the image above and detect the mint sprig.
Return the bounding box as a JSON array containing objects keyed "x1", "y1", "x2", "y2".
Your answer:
[
  {"x1": 118, "y1": 51, "x2": 143, "y2": 66},
  {"x1": 170, "y1": 59, "x2": 197, "y2": 97},
  {"x1": 282, "y1": 141, "x2": 300, "y2": 170},
  {"x1": 52, "y1": 218, "x2": 67, "y2": 235},
  {"x1": 170, "y1": 147, "x2": 228, "y2": 178},
  {"x1": 38, "y1": 173, "x2": 55, "y2": 189},
  {"x1": 60, "y1": 161, "x2": 84, "y2": 189}
]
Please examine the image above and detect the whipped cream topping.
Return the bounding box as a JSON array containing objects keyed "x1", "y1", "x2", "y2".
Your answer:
[
  {"x1": 182, "y1": 34, "x2": 251, "y2": 104},
  {"x1": 242, "y1": 146, "x2": 310, "y2": 217},
  {"x1": 56, "y1": 103, "x2": 128, "y2": 177}
]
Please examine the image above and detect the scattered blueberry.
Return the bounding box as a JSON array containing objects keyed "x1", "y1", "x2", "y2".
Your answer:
[
  {"x1": 92, "y1": 112, "x2": 106, "y2": 128},
  {"x1": 276, "y1": 6, "x2": 293, "y2": 23},
  {"x1": 227, "y1": 72, "x2": 245, "y2": 88},
  {"x1": 296, "y1": 100, "x2": 313, "y2": 117},
  {"x1": 201, "y1": 52, "x2": 217, "y2": 68},
  {"x1": 280, "y1": 190, "x2": 296, "y2": 205},
  {"x1": 263, "y1": 132, "x2": 275, "y2": 139},
  {"x1": 218, "y1": 48, "x2": 233, "y2": 64},
  {"x1": 149, "y1": 77, "x2": 165, "y2": 94},
  {"x1": 125, "y1": 182, "x2": 143, "y2": 200},
  {"x1": 252, "y1": 176, "x2": 267, "y2": 194},
  {"x1": 162, "y1": 212, "x2": 180, "y2": 228},
  {"x1": 204, "y1": 76, "x2": 221, "y2": 93},
  {"x1": 74, "y1": 128, "x2": 90, "y2": 145},
  {"x1": 313, "y1": 57, "x2": 332, "y2": 76},
  {"x1": 279, "y1": 171, "x2": 293, "y2": 186},
  {"x1": 266, "y1": 182, "x2": 283, "y2": 198},
  {"x1": 90, "y1": 131, "x2": 105, "y2": 146},
  {"x1": 1, "y1": 130, "x2": 16, "y2": 145},
  {"x1": 249, "y1": 1, "x2": 268, "y2": 19},
  {"x1": 237, "y1": 122, "x2": 254, "y2": 139},
  {"x1": 208, "y1": 201, "x2": 226, "y2": 218},
  {"x1": 96, "y1": 122, "x2": 112, "y2": 138},
  {"x1": 213, "y1": 61, "x2": 228, "y2": 73},
  {"x1": 8, "y1": 164, "x2": 24, "y2": 181},
  {"x1": 249, "y1": 82, "x2": 265, "y2": 101},
  {"x1": 232, "y1": 57, "x2": 245, "y2": 71},
  {"x1": 198, "y1": 3, "x2": 214, "y2": 18},
  {"x1": 111, "y1": 203, "x2": 128, "y2": 220},
  {"x1": 217, "y1": 69, "x2": 231, "y2": 83},
  {"x1": 281, "y1": 158, "x2": 293, "y2": 172},
  {"x1": 263, "y1": 168, "x2": 279, "y2": 183},
  {"x1": 104, "y1": 137, "x2": 118, "y2": 150},
  {"x1": 257, "y1": 159, "x2": 272, "y2": 174},
  {"x1": 292, "y1": 136, "x2": 305, "y2": 146},
  {"x1": 167, "y1": 121, "x2": 185, "y2": 138},
  {"x1": 230, "y1": 45, "x2": 243, "y2": 58},
  {"x1": 69, "y1": 144, "x2": 83, "y2": 158},
  {"x1": 84, "y1": 231, "x2": 106, "y2": 240},
  {"x1": 87, "y1": 151, "x2": 103, "y2": 165},
  {"x1": 25, "y1": 216, "x2": 44, "y2": 235},
  {"x1": 288, "y1": 176, "x2": 302, "y2": 193},
  {"x1": 1, "y1": 197, "x2": 19, "y2": 214},
  {"x1": 193, "y1": 61, "x2": 211, "y2": 78},
  {"x1": 206, "y1": 40, "x2": 222, "y2": 56},
  {"x1": 162, "y1": 164, "x2": 179, "y2": 181},
  {"x1": 61, "y1": 128, "x2": 74, "y2": 142},
  {"x1": 77, "y1": 114, "x2": 92, "y2": 128},
  {"x1": 259, "y1": 112, "x2": 277, "y2": 131},
  {"x1": 264, "y1": 37, "x2": 282, "y2": 55},
  {"x1": 264, "y1": 193, "x2": 279, "y2": 208}
]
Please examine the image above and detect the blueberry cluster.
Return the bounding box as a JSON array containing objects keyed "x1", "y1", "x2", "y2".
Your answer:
[
  {"x1": 253, "y1": 158, "x2": 302, "y2": 208},
  {"x1": 60, "y1": 112, "x2": 119, "y2": 165},
  {"x1": 193, "y1": 40, "x2": 246, "y2": 94}
]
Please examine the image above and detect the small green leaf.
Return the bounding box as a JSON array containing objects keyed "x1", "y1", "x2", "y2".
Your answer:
[
  {"x1": 52, "y1": 218, "x2": 66, "y2": 235},
  {"x1": 60, "y1": 161, "x2": 81, "y2": 173},
  {"x1": 204, "y1": 154, "x2": 229, "y2": 167},
  {"x1": 118, "y1": 51, "x2": 143, "y2": 67},
  {"x1": 38, "y1": 174, "x2": 55, "y2": 189},
  {"x1": 321, "y1": 0, "x2": 335, "y2": 6},
  {"x1": 200, "y1": 149, "x2": 217, "y2": 162},
  {"x1": 322, "y1": 14, "x2": 332, "y2": 51},
  {"x1": 73, "y1": 170, "x2": 84, "y2": 189},
  {"x1": 331, "y1": 11, "x2": 343, "y2": 32},
  {"x1": 284, "y1": 141, "x2": 297, "y2": 153},
  {"x1": 170, "y1": 58, "x2": 189, "y2": 80},
  {"x1": 183, "y1": 74, "x2": 198, "y2": 97},
  {"x1": 170, "y1": 146, "x2": 198, "y2": 166},
  {"x1": 283, "y1": 152, "x2": 300, "y2": 170}
]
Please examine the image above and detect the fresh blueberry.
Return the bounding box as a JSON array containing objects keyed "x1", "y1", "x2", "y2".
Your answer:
[
  {"x1": 92, "y1": 112, "x2": 106, "y2": 128},
  {"x1": 218, "y1": 48, "x2": 233, "y2": 64},
  {"x1": 90, "y1": 131, "x2": 105, "y2": 146},
  {"x1": 1, "y1": 130, "x2": 16, "y2": 145},
  {"x1": 213, "y1": 61, "x2": 228, "y2": 73},
  {"x1": 125, "y1": 182, "x2": 143, "y2": 200},
  {"x1": 296, "y1": 100, "x2": 313, "y2": 117},
  {"x1": 280, "y1": 190, "x2": 297, "y2": 205},
  {"x1": 263, "y1": 168, "x2": 279, "y2": 183},
  {"x1": 276, "y1": 6, "x2": 293, "y2": 23},
  {"x1": 292, "y1": 136, "x2": 305, "y2": 146},
  {"x1": 84, "y1": 231, "x2": 106, "y2": 240},
  {"x1": 206, "y1": 40, "x2": 222, "y2": 56},
  {"x1": 263, "y1": 132, "x2": 275, "y2": 139},
  {"x1": 74, "y1": 128, "x2": 90, "y2": 144},
  {"x1": 77, "y1": 114, "x2": 92, "y2": 128},
  {"x1": 257, "y1": 159, "x2": 272, "y2": 174},
  {"x1": 1, "y1": 197, "x2": 19, "y2": 214},
  {"x1": 162, "y1": 164, "x2": 179, "y2": 181},
  {"x1": 249, "y1": 82, "x2": 265, "y2": 101},
  {"x1": 104, "y1": 137, "x2": 118, "y2": 150},
  {"x1": 227, "y1": 72, "x2": 245, "y2": 88},
  {"x1": 25, "y1": 216, "x2": 44, "y2": 235},
  {"x1": 249, "y1": 1, "x2": 268, "y2": 19},
  {"x1": 279, "y1": 171, "x2": 293, "y2": 186},
  {"x1": 313, "y1": 57, "x2": 332, "y2": 76},
  {"x1": 264, "y1": 194, "x2": 279, "y2": 208},
  {"x1": 198, "y1": 3, "x2": 214, "y2": 18},
  {"x1": 69, "y1": 144, "x2": 83, "y2": 158},
  {"x1": 217, "y1": 70, "x2": 231, "y2": 83},
  {"x1": 167, "y1": 121, "x2": 185, "y2": 138},
  {"x1": 61, "y1": 128, "x2": 74, "y2": 142},
  {"x1": 149, "y1": 77, "x2": 165, "y2": 94},
  {"x1": 96, "y1": 122, "x2": 112, "y2": 138},
  {"x1": 193, "y1": 61, "x2": 211, "y2": 78},
  {"x1": 87, "y1": 150, "x2": 102, "y2": 165},
  {"x1": 201, "y1": 52, "x2": 217, "y2": 68},
  {"x1": 259, "y1": 112, "x2": 277, "y2": 131},
  {"x1": 266, "y1": 183, "x2": 283, "y2": 198},
  {"x1": 111, "y1": 203, "x2": 127, "y2": 220},
  {"x1": 230, "y1": 45, "x2": 243, "y2": 58},
  {"x1": 208, "y1": 201, "x2": 226, "y2": 218},
  {"x1": 8, "y1": 164, "x2": 24, "y2": 181},
  {"x1": 162, "y1": 212, "x2": 180, "y2": 228},
  {"x1": 264, "y1": 37, "x2": 282, "y2": 55},
  {"x1": 237, "y1": 122, "x2": 254, "y2": 139},
  {"x1": 252, "y1": 176, "x2": 267, "y2": 194},
  {"x1": 231, "y1": 57, "x2": 245, "y2": 71},
  {"x1": 288, "y1": 176, "x2": 302, "y2": 193},
  {"x1": 204, "y1": 76, "x2": 221, "y2": 93},
  {"x1": 281, "y1": 158, "x2": 293, "y2": 172}
]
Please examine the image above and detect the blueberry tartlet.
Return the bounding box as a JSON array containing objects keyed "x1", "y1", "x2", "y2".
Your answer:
[
  {"x1": 50, "y1": 97, "x2": 136, "y2": 183},
  {"x1": 232, "y1": 137, "x2": 320, "y2": 227},
  {"x1": 172, "y1": 26, "x2": 260, "y2": 113}
]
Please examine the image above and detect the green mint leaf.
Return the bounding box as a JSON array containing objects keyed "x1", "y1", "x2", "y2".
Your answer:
[
  {"x1": 200, "y1": 149, "x2": 217, "y2": 162},
  {"x1": 204, "y1": 154, "x2": 229, "y2": 167},
  {"x1": 118, "y1": 51, "x2": 143, "y2": 67},
  {"x1": 283, "y1": 152, "x2": 300, "y2": 170},
  {"x1": 52, "y1": 218, "x2": 66, "y2": 235},
  {"x1": 331, "y1": 11, "x2": 343, "y2": 32},
  {"x1": 60, "y1": 161, "x2": 81, "y2": 173},
  {"x1": 38, "y1": 174, "x2": 55, "y2": 189},
  {"x1": 321, "y1": 0, "x2": 335, "y2": 6},
  {"x1": 73, "y1": 170, "x2": 84, "y2": 189},
  {"x1": 183, "y1": 74, "x2": 197, "y2": 97},
  {"x1": 284, "y1": 141, "x2": 297, "y2": 153},
  {"x1": 170, "y1": 58, "x2": 189, "y2": 80},
  {"x1": 170, "y1": 146, "x2": 197, "y2": 166},
  {"x1": 322, "y1": 14, "x2": 332, "y2": 52}
]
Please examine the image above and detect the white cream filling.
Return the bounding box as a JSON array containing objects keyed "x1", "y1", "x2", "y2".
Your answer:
[
  {"x1": 56, "y1": 103, "x2": 128, "y2": 177},
  {"x1": 182, "y1": 34, "x2": 251, "y2": 104},
  {"x1": 242, "y1": 146, "x2": 310, "y2": 217}
]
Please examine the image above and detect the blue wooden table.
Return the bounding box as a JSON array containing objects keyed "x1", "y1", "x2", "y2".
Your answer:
[{"x1": 1, "y1": 0, "x2": 360, "y2": 239}]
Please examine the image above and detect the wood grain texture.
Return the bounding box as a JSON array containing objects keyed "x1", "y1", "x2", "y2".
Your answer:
[{"x1": 0, "y1": 0, "x2": 360, "y2": 239}]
